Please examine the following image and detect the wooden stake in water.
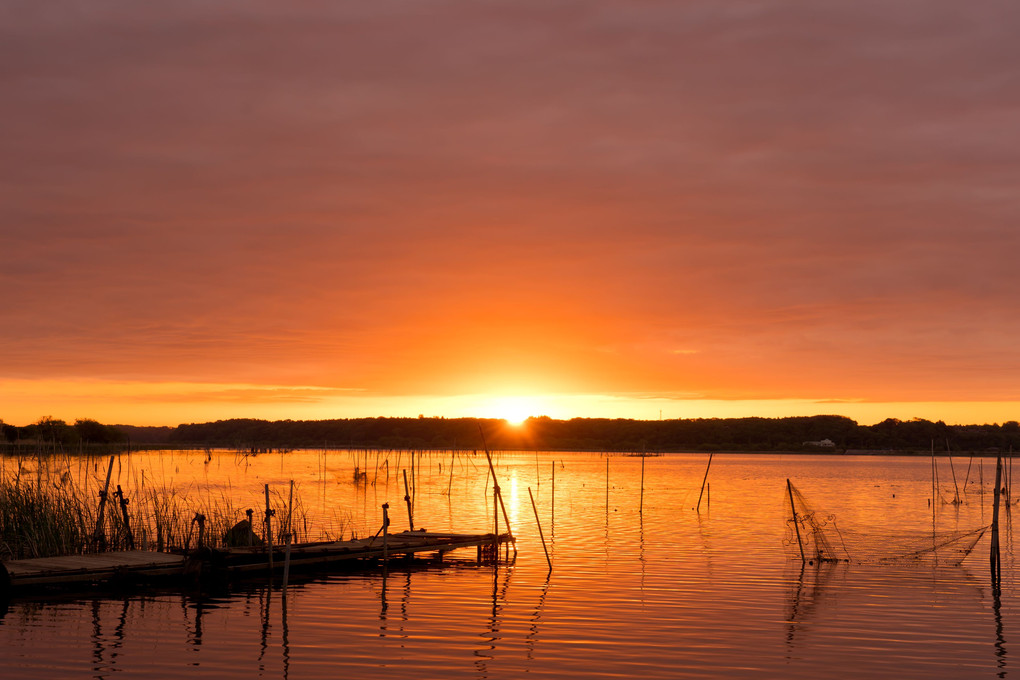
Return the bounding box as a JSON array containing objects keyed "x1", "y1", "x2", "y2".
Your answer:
[
  {"x1": 640, "y1": 455, "x2": 645, "y2": 514},
  {"x1": 115, "y1": 485, "x2": 134, "y2": 550},
  {"x1": 403, "y1": 469, "x2": 414, "y2": 531},
  {"x1": 696, "y1": 453, "x2": 714, "y2": 512},
  {"x1": 448, "y1": 451, "x2": 455, "y2": 495},
  {"x1": 946, "y1": 439, "x2": 961, "y2": 504},
  {"x1": 91, "y1": 455, "x2": 115, "y2": 551},
  {"x1": 551, "y1": 461, "x2": 556, "y2": 531},
  {"x1": 265, "y1": 483, "x2": 274, "y2": 573},
  {"x1": 528, "y1": 487, "x2": 552, "y2": 573},
  {"x1": 382, "y1": 503, "x2": 390, "y2": 562},
  {"x1": 606, "y1": 457, "x2": 610, "y2": 511},
  {"x1": 283, "y1": 480, "x2": 294, "y2": 589},
  {"x1": 991, "y1": 456, "x2": 1002, "y2": 585},
  {"x1": 787, "y1": 479, "x2": 805, "y2": 563},
  {"x1": 478, "y1": 427, "x2": 516, "y2": 556}
]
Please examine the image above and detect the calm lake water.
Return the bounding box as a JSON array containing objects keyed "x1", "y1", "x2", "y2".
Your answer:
[{"x1": 1, "y1": 449, "x2": 1016, "y2": 679}]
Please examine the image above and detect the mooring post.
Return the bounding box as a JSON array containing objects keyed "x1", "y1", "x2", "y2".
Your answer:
[
  {"x1": 265, "y1": 484, "x2": 275, "y2": 573},
  {"x1": 528, "y1": 487, "x2": 552, "y2": 573},
  {"x1": 115, "y1": 485, "x2": 134, "y2": 550},
  {"x1": 787, "y1": 479, "x2": 806, "y2": 563},
  {"x1": 403, "y1": 469, "x2": 414, "y2": 531},
  {"x1": 382, "y1": 502, "x2": 390, "y2": 562},
  {"x1": 246, "y1": 508, "x2": 255, "y2": 547},
  {"x1": 194, "y1": 513, "x2": 206, "y2": 550},
  {"x1": 991, "y1": 456, "x2": 1002, "y2": 585},
  {"x1": 283, "y1": 481, "x2": 294, "y2": 589},
  {"x1": 696, "y1": 453, "x2": 714, "y2": 512}
]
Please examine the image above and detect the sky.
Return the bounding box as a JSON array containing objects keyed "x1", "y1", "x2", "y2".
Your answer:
[{"x1": 3, "y1": 1, "x2": 1020, "y2": 427}]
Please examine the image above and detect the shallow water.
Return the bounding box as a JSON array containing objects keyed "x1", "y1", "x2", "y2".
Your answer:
[{"x1": 1, "y1": 450, "x2": 1016, "y2": 678}]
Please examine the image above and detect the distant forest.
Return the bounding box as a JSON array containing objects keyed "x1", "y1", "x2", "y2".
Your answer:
[{"x1": 3, "y1": 415, "x2": 1020, "y2": 454}]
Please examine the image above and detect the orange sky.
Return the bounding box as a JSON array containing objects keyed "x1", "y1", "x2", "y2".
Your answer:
[{"x1": 3, "y1": 2, "x2": 1020, "y2": 427}]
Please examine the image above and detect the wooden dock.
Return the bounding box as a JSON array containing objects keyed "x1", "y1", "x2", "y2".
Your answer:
[
  {"x1": 1, "y1": 550, "x2": 186, "y2": 590},
  {"x1": 0, "y1": 529, "x2": 513, "y2": 594}
]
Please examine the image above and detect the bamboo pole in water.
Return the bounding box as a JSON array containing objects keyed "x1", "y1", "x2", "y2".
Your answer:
[
  {"x1": 448, "y1": 451, "x2": 455, "y2": 495},
  {"x1": 91, "y1": 455, "x2": 115, "y2": 550},
  {"x1": 283, "y1": 480, "x2": 294, "y2": 589},
  {"x1": 265, "y1": 484, "x2": 274, "y2": 573},
  {"x1": 605, "y1": 457, "x2": 610, "y2": 511},
  {"x1": 946, "y1": 439, "x2": 961, "y2": 504},
  {"x1": 479, "y1": 428, "x2": 515, "y2": 555},
  {"x1": 787, "y1": 479, "x2": 805, "y2": 563},
  {"x1": 696, "y1": 453, "x2": 714, "y2": 512},
  {"x1": 640, "y1": 455, "x2": 645, "y2": 514},
  {"x1": 551, "y1": 461, "x2": 556, "y2": 531},
  {"x1": 403, "y1": 469, "x2": 414, "y2": 531},
  {"x1": 991, "y1": 456, "x2": 1002, "y2": 585},
  {"x1": 528, "y1": 487, "x2": 552, "y2": 573},
  {"x1": 382, "y1": 503, "x2": 390, "y2": 562}
]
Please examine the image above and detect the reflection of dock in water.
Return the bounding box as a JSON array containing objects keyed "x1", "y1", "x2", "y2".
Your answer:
[{"x1": 1, "y1": 530, "x2": 513, "y2": 594}]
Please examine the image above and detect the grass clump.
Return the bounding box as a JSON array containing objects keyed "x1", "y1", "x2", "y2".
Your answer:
[{"x1": 0, "y1": 479, "x2": 94, "y2": 560}]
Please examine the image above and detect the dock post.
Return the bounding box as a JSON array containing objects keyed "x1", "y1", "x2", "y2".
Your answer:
[
  {"x1": 265, "y1": 484, "x2": 275, "y2": 573},
  {"x1": 116, "y1": 485, "x2": 134, "y2": 550},
  {"x1": 283, "y1": 481, "x2": 294, "y2": 590},
  {"x1": 194, "y1": 513, "x2": 206, "y2": 549},
  {"x1": 382, "y1": 503, "x2": 390, "y2": 562},
  {"x1": 246, "y1": 509, "x2": 254, "y2": 547}
]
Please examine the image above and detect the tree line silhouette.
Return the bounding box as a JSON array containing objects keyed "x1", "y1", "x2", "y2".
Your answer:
[{"x1": 4, "y1": 414, "x2": 1019, "y2": 453}]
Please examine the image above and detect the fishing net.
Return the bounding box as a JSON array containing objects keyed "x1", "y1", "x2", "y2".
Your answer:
[{"x1": 783, "y1": 482, "x2": 988, "y2": 566}]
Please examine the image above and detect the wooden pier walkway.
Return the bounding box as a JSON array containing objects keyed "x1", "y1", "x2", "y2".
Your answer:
[
  {"x1": 1, "y1": 550, "x2": 186, "y2": 590},
  {"x1": 0, "y1": 530, "x2": 513, "y2": 594}
]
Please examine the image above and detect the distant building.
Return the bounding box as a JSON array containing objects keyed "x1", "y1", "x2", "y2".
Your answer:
[{"x1": 804, "y1": 438, "x2": 836, "y2": 448}]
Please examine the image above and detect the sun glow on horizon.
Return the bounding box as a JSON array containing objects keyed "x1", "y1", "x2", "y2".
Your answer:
[{"x1": 487, "y1": 396, "x2": 538, "y2": 426}]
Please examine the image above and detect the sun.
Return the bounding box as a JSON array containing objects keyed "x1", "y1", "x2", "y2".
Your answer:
[{"x1": 489, "y1": 396, "x2": 535, "y2": 426}]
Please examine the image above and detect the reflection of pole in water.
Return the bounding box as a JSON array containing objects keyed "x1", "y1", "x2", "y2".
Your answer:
[
  {"x1": 475, "y1": 565, "x2": 513, "y2": 674},
  {"x1": 191, "y1": 597, "x2": 204, "y2": 649},
  {"x1": 90, "y1": 599, "x2": 104, "y2": 672},
  {"x1": 786, "y1": 562, "x2": 807, "y2": 650},
  {"x1": 639, "y1": 511, "x2": 646, "y2": 606},
  {"x1": 640, "y1": 454, "x2": 645, "y2": 514},
  {"x1": 993, "y1": 581, "x2": 1007, "y2": 675},
  {"x1": 784, "y1": 561, "x2": 840, "y2": 652},
  {"x1": 258, "y1": 585, "x2": 271, "y2": 667},
  {"x1": 379, "y1": 566, "x2": 389, "y2": 633},
  {"x1": 281, "y1": 587, "x2": 291, "y2": 680},
  {"x1": 525, "y1": 575, "x2": 551, "y2": 661}
]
